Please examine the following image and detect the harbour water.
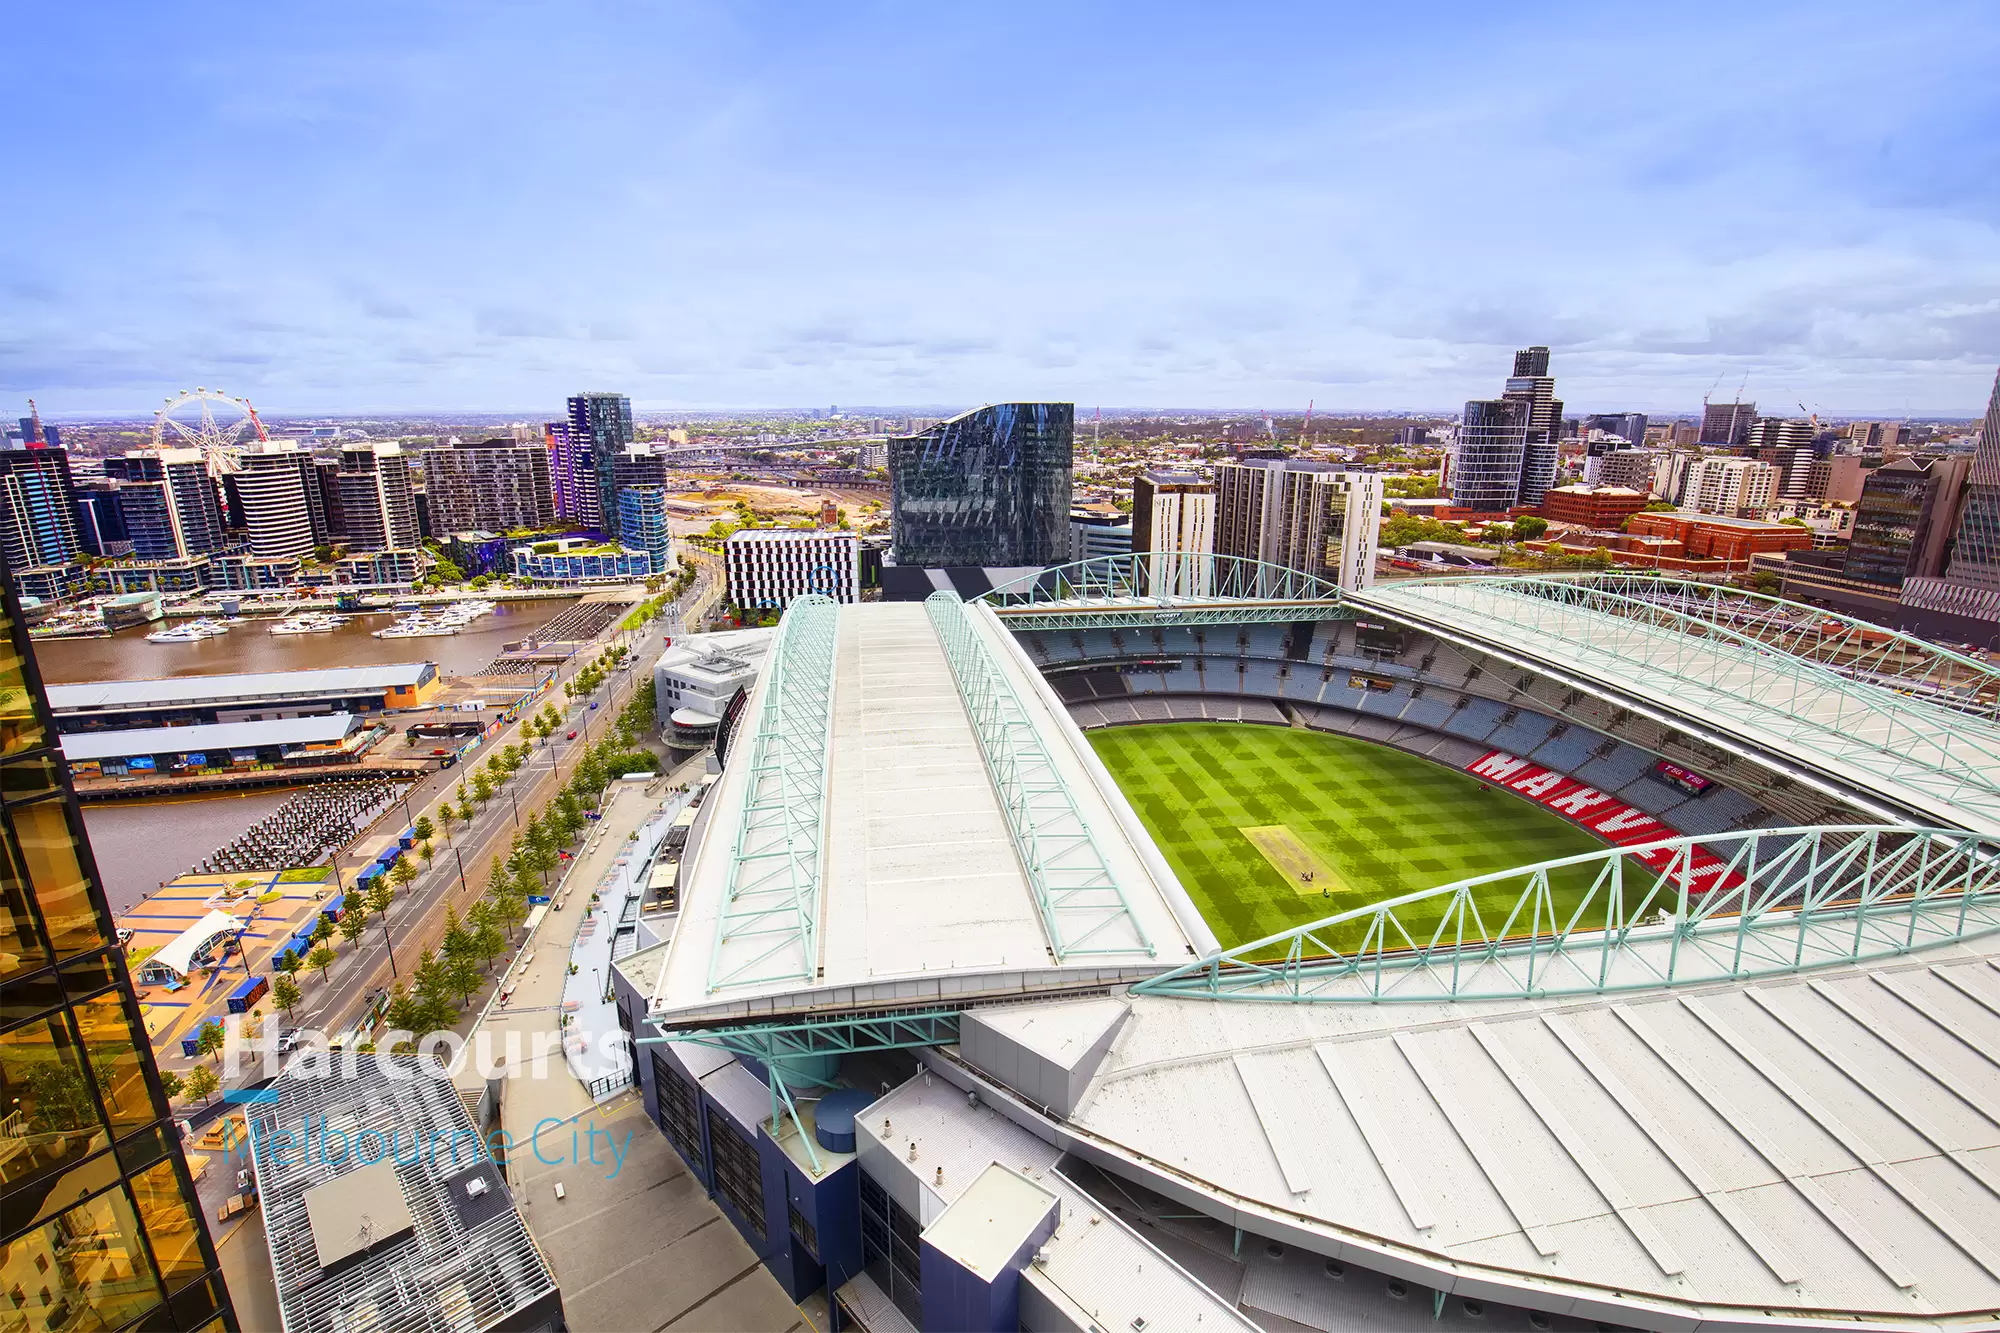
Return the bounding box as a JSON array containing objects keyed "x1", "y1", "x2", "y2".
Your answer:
[
  {"x1": 45, "y1": 596, "x2": 583, "y2": 916},
  {"x1": 81, "y1": 787, "x2": 299, "y2": 916},
  {"x1": 34, "y1": 597, "x2": 578, "y2": 684}
]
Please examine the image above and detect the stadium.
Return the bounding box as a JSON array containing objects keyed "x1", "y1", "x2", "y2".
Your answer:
[{"x1": 613, "y1": 556, "x2": 2000, "y2": 1333}]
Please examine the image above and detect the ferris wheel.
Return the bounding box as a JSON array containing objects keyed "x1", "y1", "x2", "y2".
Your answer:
[{"x1": 151, "y1": 387, "x2": 267, "y2": 476}]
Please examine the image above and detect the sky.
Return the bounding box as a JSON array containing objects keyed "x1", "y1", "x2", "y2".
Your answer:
[{"x1": 6, "y1": 1, "x2": 1998, "y2": 417}]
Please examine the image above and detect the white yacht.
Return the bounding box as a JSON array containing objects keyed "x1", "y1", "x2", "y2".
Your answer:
[
  {"x1": 146, "y1": 618, "x2": 230, "y2": 643},
  {"x1": 269, "y1": 612, "x2": 349, "y2": 635},
  {"x1": 372, "y1": 616, "x2": 458, "y2": 639}
]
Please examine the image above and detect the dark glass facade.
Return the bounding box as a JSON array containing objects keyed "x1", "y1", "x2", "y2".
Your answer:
[
  {"x1": 1447, "y1": 398, "x2": 1530, "y2": 513},
  {"x1": 570, "y1": 393, "x2": 635, "y2": 540},
  {"x1": 1843, "y1": 462, "x2": 1941, "y2": 587},
  {"x1": 0, "y1": 562, "x2": 236, "y2": 1333},
  {"x1": 888, "y1": 403, "x2": 1073, "y2": 566}
]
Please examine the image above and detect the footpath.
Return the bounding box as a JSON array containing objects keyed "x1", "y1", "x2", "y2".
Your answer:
[{"x1": 453, "y1": 774, "x2": 807, "y2": 1331}]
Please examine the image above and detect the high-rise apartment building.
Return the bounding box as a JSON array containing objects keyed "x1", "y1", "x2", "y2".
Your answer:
[
  {"x1": 725, "y1": 529, "x2": 860, "y2": 607},
  {"x1": 888, "y1": 403, "x2": 1073, "y2": 567},
  {"x1": 336, "y1": 444, "x2": 420, "y2": 552},
  {"x1": 617, "y1": 487, "x2": 673, "y2": 575},
  {"x1": 1, "y1": 564, "x2": 236, "y2": 1331},
  {"x1": 1447, "y1": 398, "x2": 1531, "y2": 512},
  {"x1": 233, "y1": 443, "x2": 317, "y2": 558},
  {"x1": 1903, "y1": 366, "x2": 2000, "y2": 620},
  {"x1": 544, "y1": 420, "x2": 594, "y2": 526},
  {"x1": 1841, "y1": 456, "x2": 1970, "y2": 588},
  {"x1": 1131, "y1": 470, "x2": 1215, "y2": 597},
  {"x1": 1447, "y1": 346, "x2": 1564, "y2": 510},
  {"x1": 104, "y1": 451, "x2": 227, "y2": 559},
  {"x1": 1683, "y1": 457, "x2": 1780, "y2": 518},
  {"x1": 1503, "y1": 346, "x2": 1563, "y2": 507},
  {"x1": 569, "y1": 393, "x2": 635, "y2": 538},
  {"x1": 1213, "y1": 460, "x2": 1381, "y2": 591},
  {"x1": 1596, "y1": 448, "x2": 1658, "y2": 494},
  {"x1": 419, "y1": 438, "x2": 557, "y2": 534},
  {"x1": 1583, "y1": 412, "x2": 1648, "y2": 445},
  {"x1": 1805, "y1": 455, "x2": 1868, "y2": 505},
  {"x1": 1699, "y1": 401, "x2": 1757, "y2": 448},
  {"x1": 0, "y1": 445, "x2": 82, "y2": 570}
]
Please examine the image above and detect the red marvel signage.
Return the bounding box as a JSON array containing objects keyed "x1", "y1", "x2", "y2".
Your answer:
[{"x1": 1466, "y1": 750, "x2": 1745, "y2": 894}]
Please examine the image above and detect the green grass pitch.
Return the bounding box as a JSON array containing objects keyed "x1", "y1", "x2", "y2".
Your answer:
[{"x1": 1089, "y1": 722, "x2": 1618, "y2": 953}]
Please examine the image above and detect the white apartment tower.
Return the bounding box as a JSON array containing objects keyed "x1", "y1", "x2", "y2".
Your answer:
[
  {"x1": 1684, "y1": 457, "x2": 1780, "y2": 518},
  {"x1": 1213, "y1": 460, "x2": 1382, "y2": 591},
  {"x1": 233, "y1": 443, "x2": 317, "y2": 558},
  {"x1": 1131, "y1": 470, "x2": 1215, "y2": 597}
]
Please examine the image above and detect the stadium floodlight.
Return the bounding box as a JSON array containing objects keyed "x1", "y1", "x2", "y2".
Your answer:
[{"x1": 1134, "y1": 824, "x2": 2000, "y2": 1004}]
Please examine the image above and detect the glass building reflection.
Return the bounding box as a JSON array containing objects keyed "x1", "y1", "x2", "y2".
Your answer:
[
  {"x1": 1, "y1": 562, "x2": 236, "y2": 1332},
  {"x1": 888, "y1": 403, "x2": 1073, "y2": 567}
]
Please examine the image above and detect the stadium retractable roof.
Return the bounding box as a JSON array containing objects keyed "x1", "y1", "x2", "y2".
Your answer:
[{"x1": 649, "y1": 598, "x2": 1207, "y2": 1027}]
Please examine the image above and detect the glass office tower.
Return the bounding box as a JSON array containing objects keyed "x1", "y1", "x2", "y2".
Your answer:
[
  {"x1": 1447, "y1": 399, "x2": 1531, "y2": 512},
  {"x1": 888, "y1": 403, "x2": 1073, "y2": 566},
  {"x1": 1, "y1": 563, "x2": 237, "y2": 1332}
]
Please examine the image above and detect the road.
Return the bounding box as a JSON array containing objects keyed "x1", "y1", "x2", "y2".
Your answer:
[{"x1": 283, "y1": 551, "x2": 724, "y2": 1045}]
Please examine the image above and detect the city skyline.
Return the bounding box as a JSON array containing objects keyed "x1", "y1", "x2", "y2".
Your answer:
[{"x1": 6, "y1": 1, "x2": 1997, "y2": 416}]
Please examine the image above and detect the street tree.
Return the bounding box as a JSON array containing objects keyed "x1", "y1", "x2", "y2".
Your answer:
[
  {"x1": 418, "y1": 839, "x2": 435, "y2": 867},
  {"x1": 389, "y1": 858, "x2": 418, "y2": 895},
  {"x1": 337, "y1": 901, "x2": 369, "y2": 948},
  {"x1": 196, "y1": 1021, "x2": 226, "y2": 1066},
  {"x1": 272, "y1": 974, "x2": 302, "y2": 1017},
  {"x1": 308, "y1": 945, "x2": 337, "y2": 982},
  {"x1": 411, "y1": 815, "x2": 434, "y2": 845},
  {"x1": 183, "y1": 1065, "x2": 220, "y2": 1106},
  {"x1": 158, "y1": 1069, "x2": 185, "y2": 1102}
]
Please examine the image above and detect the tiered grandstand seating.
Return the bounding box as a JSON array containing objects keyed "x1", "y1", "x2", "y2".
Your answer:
[
  {"x1": 1612, "y1": 777, "x2": 1690, "y2": 821},
  {"x1": 1529, "y1": 728, "x2": 1598, "y2": 774},
  {"x1": 1399, "y1": 695, "x2": 1456, "y2": 730},
  {"x1": 1575, "y1": 745, "x2": 1653, "y2": 792},
  {"x1": 1441, "y1": 697, "x2": 1505, "y2": 741},
  {"x1": 1486, "y1": 712, "x2": 1556, "y2": 757}
]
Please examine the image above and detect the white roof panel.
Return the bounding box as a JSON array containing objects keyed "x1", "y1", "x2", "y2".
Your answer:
[
  {"x1": 651, "y1": 602, "x2": 1196, "y2": 1023},
  {"x1": 1054, "y1": 943, "x2": 2000, "y2": 1325},
  {"x1": 60, "y1": 713, "x2": 363, "y2": 760},
  {"x1": 48, "y1": 663, "x2": 433, "y2": 712}
]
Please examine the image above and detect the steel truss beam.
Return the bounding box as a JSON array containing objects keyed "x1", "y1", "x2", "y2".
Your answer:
[
  {"x1": 640, "y1": 1008, "x2": 964, "y2": 1173},
  {"x1": 978, "y1": 553, "x2": 1351, "y2": 618},
  {"x1": 1134, "y1": 825, "x2": 2000, "y2": 1003},
  {"x1": 707, "y1": 594, "x2": 840, "y2": 993},
  {"x1": 993, "y1": 603, "x2": 1352, "y2": 629},
  {"x1": 927, "y1": 593, "x2": 1156, "y2": 960},
  {"x1": 1355, "y1": 575, "x2": 2000, "y2": 831}
]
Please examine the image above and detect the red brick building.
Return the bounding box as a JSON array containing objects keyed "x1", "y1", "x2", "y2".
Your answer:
[
  {"x1": 1538, "y1": 485, "x2": 1651, "y2": 530},
  {"x1": 1624, "y1": 511, "x2": 1814, "y2": 564}
]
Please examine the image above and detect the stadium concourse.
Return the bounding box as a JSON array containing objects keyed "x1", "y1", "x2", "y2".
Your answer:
[{"x1": 618, "y1": 562, "x2": 2000, "y2": 1333}]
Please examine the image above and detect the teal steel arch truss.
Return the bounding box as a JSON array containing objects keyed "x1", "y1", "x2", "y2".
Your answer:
[
  {"x1": 706, "y1": 594, "x2": 840, "y2": 993},
  {"x1": 927, "y1": 593, "x2": 1155, "y2": 960},
  {"x1": 1133, "y1": 825, "x2": 2000, "y2": 1003},
  {"x1": 978, "y1": 553, "x2": 1355, "y2": 627}
]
